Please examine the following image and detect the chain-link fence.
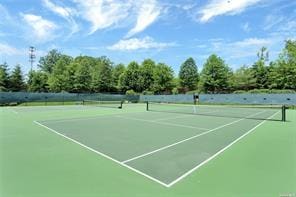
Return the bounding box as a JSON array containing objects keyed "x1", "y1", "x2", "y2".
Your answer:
[{"x1": 0, "y1": 92, "x2": 139, "y2": 105}]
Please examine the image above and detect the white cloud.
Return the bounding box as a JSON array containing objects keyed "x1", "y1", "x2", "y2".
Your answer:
[
  {"x1": 263, "y1": 12, "x2": 296, "y2": 40},
  {"x1": 0, "y1": 43, "x2": 21, "y2": 55},
  {"x1": 43, "y1": 0, "x2": 74, "y2": 18},
  {"x1": 263, "y1": 14, "x2": 285, "y2": 30},
  {"x1": 126, "y1": 0, "x2": 161, "y2": 38},
  {"x1": 42, "y1": 0, "x2": 79, "y2": 35},
  {"x1": 279, "y1": 21, "x2": 296, "y2": 32},
  {"x1": 225, "y1": 38, "x2": 279, "y2": 63},
  {"x1": 195, "y1": 37, "x2": 274, "y2": 61},
  {"x1": 0, "y1": 4, "x2": 12, "y2": 25},
  {"x1": 22, "y1": 14, "x2": 58, "y2": 42},
  {"x1": 242, "y1": 22, "x2": 250, "y2": 32},
  {"x1": 108, "y1": 36, "x2": 174, "y2": 51},
  {"x1": 223, "y1": 38, "x2": 272, "y2": 59},
  {"x1": 72, "y1": 0, "x2": 162, "y2": 36},
  {"x1": 230, "y1": 38, "x2": 271, "y2": 48},
  {"x1": 181, "y1": 4, "x2": 196, "y2": 11},
  {"x1": 198, "y1": 0, "x2": 262, "y2": 23},
  {"x1": 74, "y1": 0, "x2": 131, "y2": 35}
]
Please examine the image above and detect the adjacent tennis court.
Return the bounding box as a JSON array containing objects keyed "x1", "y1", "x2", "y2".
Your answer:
[{"x1": 31, "y1": 102, "x2": 284, "y2": 187}]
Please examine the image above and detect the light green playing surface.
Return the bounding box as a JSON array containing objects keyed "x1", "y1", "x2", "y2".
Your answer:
[{"x1": 0, "y1": 104, "x2": 295, "y2": 196}]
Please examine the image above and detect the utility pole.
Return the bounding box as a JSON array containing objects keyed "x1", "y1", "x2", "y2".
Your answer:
[{"x1": 29, "y1": 46, "x2": 36, "y2": 72}]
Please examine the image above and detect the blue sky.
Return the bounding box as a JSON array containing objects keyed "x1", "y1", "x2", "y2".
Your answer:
[{"x1": 0, "y1": 0, "x2": 295, "y2": 74}]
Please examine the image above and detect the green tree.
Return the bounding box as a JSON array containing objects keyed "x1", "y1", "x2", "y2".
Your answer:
[
  {"x1": 64, "y1": 62, "x2": 78, "y2": 93},
  {"x1": 0, "y1": 62, "x2": 10, "y2": 91},
  {"x1": 98, "y1": 57, "x2": 114, "y2": 92},
  {"x1": 179, "y1": 57, "x2": 199, "y2": 91},
  {"x1": 68, "y1": 56, "x2": 96, "y2": 92},
  {"x1": 112, "y1": 63, "x2": 125, "y2": 90},
  {"x1": 9, "y1": 64, "x2": 25, "y2": 91},
  {"x1": 38, "y1": 49, "x2": 62, "y2": 73},
  {"x1": 268, "y1": 40, "x2": 296, "y2": 90},
  {"x1": 252, "y1": 47, "x2": 269, "y2": 89},
  {"x1": 27, "y1": 70, "x2": 48, "y2": 92},
  {"x1": 233, "y1": 66, "x2": 256, "y2": 91},
  {"x1": 91, "y1": 56, "x2": 114, "y2": 92},
  {"x1": 47, "y1": 55, "x2": 73, "y2": 92},
  {"x1": 73, "y1": 61, "x2": 91, "y2": 93},
  {"x1": 200, "y1": 54, "x2": 232, "y2": 93},
  {"x1": 140, "y1": 59, "x2": 156, "y2": 91},
  {"x1": 119, "y1": 61, "x2": 142, "y2": 92},
  {"x1": 152, "y1": 63, "x2": 174, "y2": 94}
]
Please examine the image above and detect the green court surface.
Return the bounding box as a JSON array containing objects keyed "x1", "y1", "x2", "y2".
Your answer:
[{"x1": 0, "y1": 104, "x2": 295, "y2": 197}]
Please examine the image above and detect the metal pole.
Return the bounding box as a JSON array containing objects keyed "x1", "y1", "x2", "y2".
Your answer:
[{"x1": 282, "y1": 105, "x2": 286, "y2": 122}]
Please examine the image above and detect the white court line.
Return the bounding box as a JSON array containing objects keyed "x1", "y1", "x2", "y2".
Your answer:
[
  {"x1": 167, "y1": 110, "x2": 280, "y2": 187},
  {"x1": 33, "y1": 120, "x2": 170, "y2": 187},
  {"x1": 115, "y1": 115, "x2": 210, "y2": 131},
  {"x1": 34, "y1": 109, "x2": 279, "y2": 188},
  {"x1": 121, "y1": 110, "x2": 267, "y2": 164}
]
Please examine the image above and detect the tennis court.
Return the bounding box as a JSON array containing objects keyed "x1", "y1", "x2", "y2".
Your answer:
[
  {"x1": 31, "y1": 102, "x2": 284, "y2": 187},
  {"x1": 1, "y1": 101, "x2": 295, "y2": 196}
]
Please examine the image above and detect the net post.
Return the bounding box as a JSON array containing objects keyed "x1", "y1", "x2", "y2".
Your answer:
[
  {"x1": 282, "y1": 105, "x2": 286, "y2": 122},
  {"x1": 119, "y1": 101, "x2": 123, "y2": 109},
  {"x1": 146, "y1": 101, "x2": 149, "y2": 111}
]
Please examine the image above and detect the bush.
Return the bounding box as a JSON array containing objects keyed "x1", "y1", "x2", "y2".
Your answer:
[
  {"x1": 248, "y1": 89, "x2": 296, "y2": 94},
  {"x1": 233, "y1": 89, "x2": 296, "y2": 94},
  {"x1": 233, "y1": 90, "x2": 247, "y2": 94},
  {"x1": 172, "y1": 88, "x2": 179, "y2": 95},
  {"x1": 125, "y1": 89, "x2": 137, "y2": 95},
  {"x1": 142, "y1": 90, "x2": 154, "y2": 95},
  {"x1": 268, "y1": 89, "x2": 296, "y2": 94},
  {"x1": 186, "y1": 89, "x2": 200, "y2": 94},
  {"x1": 248, "y1": 89, "x2": 270, "y2": 94}
]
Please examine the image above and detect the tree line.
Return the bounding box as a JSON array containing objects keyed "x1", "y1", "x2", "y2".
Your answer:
[{"x1": 0, "y1": 40, "x2": 295, "y2": 94}]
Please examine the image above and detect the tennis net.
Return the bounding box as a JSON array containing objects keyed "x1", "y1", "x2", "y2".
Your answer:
[
  {"x1": 146, "y1": 102, "x2": 286, "y2": 121},
  {"x1": 83, "y1": 100, "x2": 123, "y2": 109}
]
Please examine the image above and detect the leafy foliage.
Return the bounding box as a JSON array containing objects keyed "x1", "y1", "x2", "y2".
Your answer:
[
  {"x1": 119, "y1": 61, "x2": 142, "y2": 92},
  {"x1": 9, "y1": 65, "x2": 25, "y2": 91},
  {"x1": 140, "y1": 59, "x2": 156, "y2": 91},
  {"x1": 96, "y1": 57, "x2": 114, "y2": 92},
  {"x1": 112, "y1": 64, "x2": 125, "y2": 89},
  {"x1": 73, "y1": 61, "x2": 92, "y2": 93},
  {"x1": 251, "y1": 47, "x2": 270, "y2": 89},
  {"x1": 200, "y1": 54, "x2": 232, "y2": 93},
  {"x1": 47, "y1": 55, "x2": 73, "y2": 92},
  {"x1": 233, "y1": 66, "x2": 256, "y2": 91},
  {"x1": 125, "y1": 89, "x2": 137, "y2": 95},
  {"x1": 179, "y1": 57, "x2": 199, "y2": 91},
  {"x1": 38, "y1": 49, "x2": 62, "y2": 73},
  {"x1": 1, "y1": 39, "x2": 295, "y2": 94},
  {"x1": 268, "y1": 40, "x2": 296, "y2": 90},
  {"x1": 0, "y1": 63, "x2": 10, "y2": 91},
  {"x1": 152, "y1": 63, "x2": 174, "y2": 94},
  {"x1": 27, "y1": 70, "x2": 48, "y2": 92}
]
